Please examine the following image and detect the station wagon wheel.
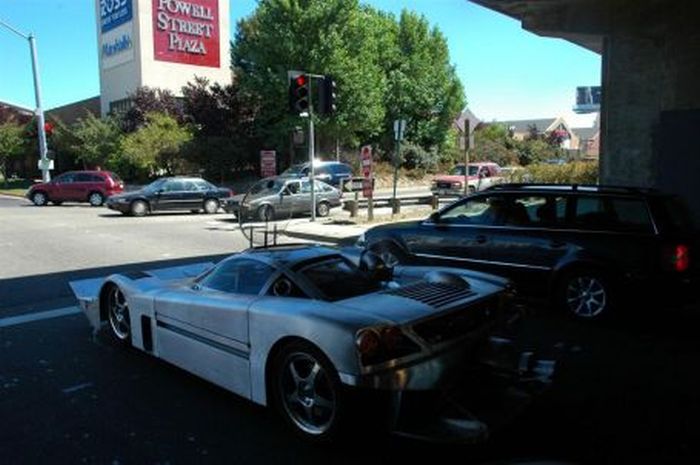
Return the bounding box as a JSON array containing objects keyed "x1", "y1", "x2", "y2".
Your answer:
[
  {"x1": 203, "y1": 198, "x2": 219, "y2": 214},
  {"x1": 316, "y1": 201, "x2": 330, "y2": 217},
  {"x1": 88, "y1": 192, "x2": 104, "y2": 207},
  {"x1": 273, "y1": 342, "x2": 342, "y2": 441},
  {"x1": 107, "y1": 285, "x2": 131, "y2": 343},
  {"x1": 559, "y1": 270, "x2": 613, "y2": 319},
  {"x1": 32, "y1": 191, "x2": 48, "y2": 206}
]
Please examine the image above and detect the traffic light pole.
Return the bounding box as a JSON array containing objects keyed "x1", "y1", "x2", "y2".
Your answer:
[
  {"x1": 0, "y1": 20, "x2": 50, "y2": 182},
  {"x1": 308, "y1": 98, "x2": 316, "y2": 222}
]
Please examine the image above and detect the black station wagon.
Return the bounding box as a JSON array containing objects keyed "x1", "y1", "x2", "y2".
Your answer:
[{"x1": 358, "y1": 184, "x2": 698, "y2": 319}]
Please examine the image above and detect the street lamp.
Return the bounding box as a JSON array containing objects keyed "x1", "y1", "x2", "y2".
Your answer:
[{"x1": 0, "y1": 18, "x2": 51, "y2": 182}]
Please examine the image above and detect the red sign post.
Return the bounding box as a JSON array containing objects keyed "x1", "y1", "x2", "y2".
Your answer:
[
  {"x1": 361, "y1": 145, "x2": 373, "y2": 198},
  {"x1": 152, "y1": 0, "x2": 220, "y2": 67},
  {"x1": 260, "y1": 150, "x2": 276, "y2": 178}
]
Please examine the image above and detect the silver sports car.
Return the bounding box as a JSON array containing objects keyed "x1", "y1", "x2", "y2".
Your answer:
[{"x1": 70, "y1": 245, "x2": 553, "y2": 443}]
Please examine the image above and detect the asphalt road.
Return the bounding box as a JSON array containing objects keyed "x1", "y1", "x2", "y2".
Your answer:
[{"x1": 2, "y1": 195, "x2": 700, "y2": 464}]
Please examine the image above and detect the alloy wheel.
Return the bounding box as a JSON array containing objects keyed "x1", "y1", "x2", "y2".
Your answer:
[
  {"x1": 566, "y1": 275, "x2": 607, "y2": 318},
  {"x1": 107, "y1": 287, "x2": 130, "y2": 341},
  {"x1": 278, "y1": 351, "x2": 337, "y2": 436},
  {"x1": 89, "y1": 192, "x2": 104, "y2": 206}
]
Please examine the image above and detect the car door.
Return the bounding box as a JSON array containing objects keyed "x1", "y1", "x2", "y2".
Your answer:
[
  {"x1": 181, "y1": 179, "x2": 204, "y2": 209},
  {"x1": 275, "y1": 180, "x2": 299, "y2": 217},
  {"x1": 51, "y1": 173, "x2": 75, "y2": 201},
  {"x1": 153, "y1": 180, "x2": 186, "y2": 211},
  {"x1": 153, "y1": 258, "x2": 275, "y2": 399},
  {"x1": 71, "y1": 173, "x2": 93, "y2": 201},
  {"x1": 484, "y1": 194, "x2": 572, "y2": 294},
  {"x1": 406, "y1": 194, "x2": 498, "y2": 272}
]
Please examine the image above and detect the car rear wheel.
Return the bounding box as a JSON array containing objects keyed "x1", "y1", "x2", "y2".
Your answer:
[
  {"x1": 557, "y1": 269, "x2": 614, "y2": 320},
  {"x1": 88, "y1": 192, "x2": 104, "y2": 207},
  {"x1": 106, "y1": 285, "x2": 131, "y2": 344},
  {"x1": 369, "y1": 241, "x2": 407, "y2": 268},
  {"x1": 32, "y1": 191, "x2": 48, "y2": 206},
  {"x1": 257, "y1": 205, "x2": 274, "y2": 222},
  {"x1": 203, "y1": 198, "x2": 219, "y2": 214},
  {"x1": 130, "y1": 200, "x2": 148, "y2": 217},
  {"x1": 271, "y1": 341, "x2": 343, "y2": 442},
  {"x1": 316, "y1": 201, "x2": 330, "y2": 217}
]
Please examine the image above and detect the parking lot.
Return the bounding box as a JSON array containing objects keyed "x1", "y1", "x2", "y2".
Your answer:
[{"x1": 2, "y1": 194, "x2": 700, "y2": 464}]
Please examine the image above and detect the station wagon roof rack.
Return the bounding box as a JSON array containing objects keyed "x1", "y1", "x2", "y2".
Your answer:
[{"x1": 485, "y1": 183, "x2": 659, "y2": 194}]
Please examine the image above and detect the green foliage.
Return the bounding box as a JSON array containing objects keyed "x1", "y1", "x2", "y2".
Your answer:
[
  {"x1": 0, "y1": 120, "x2": 26, "y2": 183},
  {"x1": 514, "y1": 138, "x2": 561, "y2": 166},
  {"x1": 56, "y1": 113, "x2": 122, "y2": 169},
  {"x1": 231, "y1": 0, "x2": 465, "y2": 166},
  {"x1": 119, "y1": 112, "x2": 193, "y2": 179},
  {"x1": 120, "y1": 87, "x2": 184, "y2": 132},
  {"x1": 507, "y1": 161, "x2": 599, "y2": 184}
]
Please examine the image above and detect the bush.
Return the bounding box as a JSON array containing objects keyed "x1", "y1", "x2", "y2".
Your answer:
[{"x1": 507, "y1": 161, "x2": 599, "y2": 184}]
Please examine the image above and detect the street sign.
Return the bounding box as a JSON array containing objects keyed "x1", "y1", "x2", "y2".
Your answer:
[
  {"x1": 260, "y1": 150, "x2": 276, "y2": 178},
  {"x1": 37, "y1": 159, "x2": 54, "y2": 171},
  {"x1": 360, "y1": 145, "x2": 373, "y2": 197},
  {"x1": 342, "y1": 176, "x2": 374, "y2": 192},
  {"x1": 393, "y1": 119, "x2": 407, "y2": 141}
]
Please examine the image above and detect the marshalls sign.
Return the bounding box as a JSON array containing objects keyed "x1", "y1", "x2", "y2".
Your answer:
[{"x1": 153, "y1": 0, "x2": 220, "y2": 67}]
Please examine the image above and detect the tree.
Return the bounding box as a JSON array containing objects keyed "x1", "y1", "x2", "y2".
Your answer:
[
  {"x1": 59, "y1": 113, "x2": 122, "y2": 169},
  {"x1": 119, "y1": 87, "x2": 184, "y2": 132},
  {"x1": 0, "y1": 120, "x2": 26, "y2": 185},
  {"x1": 119, "y1": 112, "x2": 193, "y2": 179}
]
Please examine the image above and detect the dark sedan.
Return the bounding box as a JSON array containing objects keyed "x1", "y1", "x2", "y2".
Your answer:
[
  {"x1": 106, "y1": 177, "x2": 232, "y2": 216},
  {"x1": 225, "y1": 177, "x2": 342, "y2": 221}
]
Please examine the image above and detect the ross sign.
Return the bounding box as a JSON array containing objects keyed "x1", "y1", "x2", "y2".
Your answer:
[
  {"x1": 360, "y1": 145, "x2": 373, "y2": 197},
  {"x1": 153, "y1": 0, "x2": 220, "y2": 67},
  {"x1": 260, "y1": 150, "x2": 276, "y2": 178},
  {"x1": 100, "y1": 0, "x2": 133, "y2": 33}
]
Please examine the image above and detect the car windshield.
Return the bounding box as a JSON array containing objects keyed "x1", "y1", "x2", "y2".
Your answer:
[
  {"x1": 451, "y1": 165, "x2": 479, "y2": 176},
  {"x1": 297, "y1": 256, "x2": 382, "y2": 301},
  {"x1": 249, "y1": 178, "x2": 284, "y2": 196}
]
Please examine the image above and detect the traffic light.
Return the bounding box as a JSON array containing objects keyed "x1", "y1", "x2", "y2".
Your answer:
[
  {"x1": 289, "y1": 74, "x2": 310, "y2": 115},
  {"x1": 319, "y1": 75, "x2": 337, "y2": 115}
]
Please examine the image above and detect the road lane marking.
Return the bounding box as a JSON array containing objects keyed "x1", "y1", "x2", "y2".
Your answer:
[{"x1": 0, "y1": 306, "x2": 81, "y2": 328}]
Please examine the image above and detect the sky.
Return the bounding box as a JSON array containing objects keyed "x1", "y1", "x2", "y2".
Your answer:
[{"x1": 0, "y1": 0, "x2": 600, "y2": 127}]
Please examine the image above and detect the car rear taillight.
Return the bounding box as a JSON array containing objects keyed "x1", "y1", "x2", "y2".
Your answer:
[
  {"x1": 227, "y1": 189, "x2": 234, "y2": 197},
  {"x1": 664, "y1": 244, "x2": 690, "y2": 272},
  {"x1": 355, "y1": 326, "x2": 420, "y2": 366}
]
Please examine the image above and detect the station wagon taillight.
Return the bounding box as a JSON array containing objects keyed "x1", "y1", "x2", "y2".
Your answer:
[{"x1": 664, "y1": 244, "x2": 690, "y2": 272}]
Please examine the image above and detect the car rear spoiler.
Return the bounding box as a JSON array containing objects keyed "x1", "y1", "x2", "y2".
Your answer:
[{"x1": 69, "y1": 262, "x2": 214, "y2": 333}]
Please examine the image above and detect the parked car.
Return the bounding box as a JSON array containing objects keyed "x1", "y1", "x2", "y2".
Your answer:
[
  {"x1": 225, "y1": 177, "x2": 342, "y2": 221},
  {"x1": 105, "y1": 176, "x2": 232, "y2": 216},
  {"x1": 358, "y1": 184, "x2": 698, "y2": 319},
  {"x1": 26, "y1": 170, "x2": 124, "y2": 207},
  {"x1": 280, "y1": 160, "x2": 353, "y2": 188},
  {"x1": 431, "y1": 162, "x2": 503, "y2": 196},
  {"x1": 69, "y1": 244, "x2": 553, "y2": 443}
]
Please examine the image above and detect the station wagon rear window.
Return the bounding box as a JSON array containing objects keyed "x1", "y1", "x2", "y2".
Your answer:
[{"x1": 573, "y1": 196, "x2": 653, "y2": 233}]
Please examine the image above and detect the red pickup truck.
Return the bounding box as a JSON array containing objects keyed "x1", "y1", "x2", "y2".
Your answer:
[{"x1": 431, "y1": 162, "x2": 503, "y2": 196}]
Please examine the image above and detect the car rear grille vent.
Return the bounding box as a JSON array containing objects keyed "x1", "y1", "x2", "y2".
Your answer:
[
  {"x1": 412, "y1": 298, "x2": 496, "y2": 344},
  {"x1": 383, "y1": 282, "x2": 476, "y2": 308}
]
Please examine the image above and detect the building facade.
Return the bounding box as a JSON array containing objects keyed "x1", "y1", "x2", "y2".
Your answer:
[{"x1": 96, "y1": 0, "x2": 231, "y2": 116}]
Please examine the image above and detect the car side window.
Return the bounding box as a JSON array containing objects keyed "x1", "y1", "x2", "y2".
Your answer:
[
  {"x1": 515, "y1": 196, "x2": 567, "y2": 227},
  {"x1": 181, "y1": 180, "x2": 196, "y2": 191},
  {"x1": 199, "y1": 259, "x2": 274, "y2": 295},
  {"x1": 300, "y1": 181, "x2": 311, "y2": 194},
  {"x1": 439, "y1": 196, "x2": 499, "y2": 225},
  {"x1": 163, "y1": 181, "x2": 185, "y2": 192},
  {"x1": 75, "y1": 173, "x2": 92, "y2": 182},
  {"x1": 193, "y1": 180, "x2": 212, "y2": 191},
  {"x1": 55, "y1": 174, "x2": 74, "y2": 183},
  {"x1": 285, "y1": 181, "x2": 300, "y2": 195},
  {"x1": 574, "y1": 196, "x2": 652, "y2": 232}
]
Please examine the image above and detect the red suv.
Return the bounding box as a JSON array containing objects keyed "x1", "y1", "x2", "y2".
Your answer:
[{"x1": 26, "y1": 171, "x2": 124, "y2": 207}]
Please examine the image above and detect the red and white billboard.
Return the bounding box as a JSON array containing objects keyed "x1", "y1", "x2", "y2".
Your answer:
[
  {"x1": 260, "y1": 150, "x2": 276, "y2": 178},
  {"x1": 152, "y1": 0, "x2": 220, "y2": 67},
  {"x1": 360, "y1": 145, "x2": 373, "y2": 198}
]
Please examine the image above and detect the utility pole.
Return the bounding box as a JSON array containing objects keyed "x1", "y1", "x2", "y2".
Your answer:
[
  {"x1": 462, "y1": 119, "x2": 471, "y2": 196},
  {"x1": 308, "y1": 84, "x2": 316, "y2": 222},
  {"x1": 0, "y1": 19, "x2": 50, "y2": 182},
  {"x1": 392, "y1": 119, "x2": 406, "y2": 215}
]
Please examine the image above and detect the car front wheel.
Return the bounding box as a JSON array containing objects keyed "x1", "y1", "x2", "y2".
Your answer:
[
  {"x1": 257, "y1": 205, "x2": 274, "y2": 222},
  {"x1": 558, "y1": 269, "x2": 614, "y2": 320},
  {"x1": 32, "y1": 191, "x2": 48, "y2": 206},
  {"x1": 130, "y1": 200, "x2": 148, "y2": 217},
  {"x1": 369, "y1": 241, "x2": 407, "y2": 268},
  {"x1": 316, "y1": 201, "x2": 330, "y2": 217},
  {"x1": 106, "y1": 285, "x2": 131, "y2": 344},
  {"x1": 272, "y1": 341, "x2": 343, "y2": 442}
]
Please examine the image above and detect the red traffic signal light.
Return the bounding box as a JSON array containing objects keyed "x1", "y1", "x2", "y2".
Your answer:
[
  {"x1": 289, "y1": 74, "x2": 310, "y2": 114},
  {"x1": 44, "y1": 122, "x2": 54, "y2": 136}
]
